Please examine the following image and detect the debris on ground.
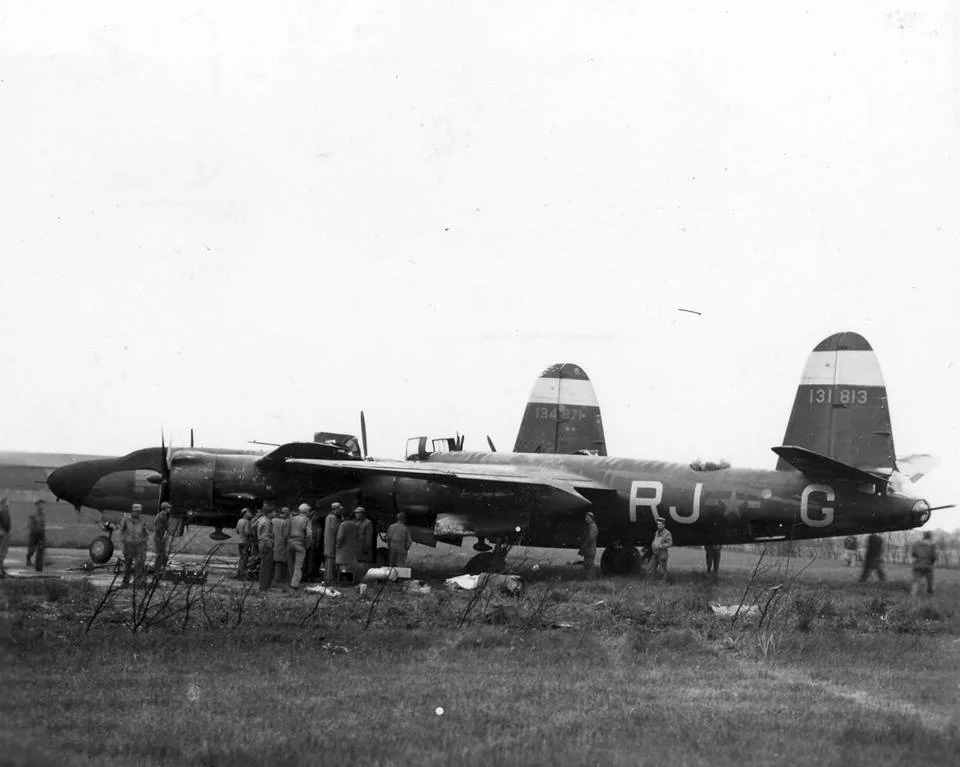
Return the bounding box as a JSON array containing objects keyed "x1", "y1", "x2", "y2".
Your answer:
[
  {"x1": 444, "y1": 573, "x2": 525, "y2": 595},
  {"x1": 362, "y1": 567, "x2": 412, "y2": 582},
  {"x1": 304, "y1": 585, "x2": 342, "y2": 597},
  {"x1": 709, "y1": 602, "x2": 760, "y2": 618}
]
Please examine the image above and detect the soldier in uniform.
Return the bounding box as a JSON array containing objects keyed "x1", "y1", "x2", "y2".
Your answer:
[
  {"x1": 235, "y1": 508, "x2": 252, "y2": 580},
  {"x1": 287, "y1": 503, "x2": 312, "y2": 589},
  {"x1": 651, "y1": 517, "x2": 673, "y2": 580},
  {"x1": 578, "y1": 512, "x2": 598, "y2": 579},
  {"x1": 26, "y1": 499, "x2": 46, "y2": 571},
  {"x1": 272, "y1": 507, "x2": 290, "y2": 586},
  {"x1": 154, "y1": 501, "x2": 171, "y2": 570},
  {"x1": 323, "y1": 502, "x2": 342, "y2": 583},
  {"x1": 910, "y1": 531, "x2": 938, "y2": 597},
  {"x1": 257, "y1": 505, "x2": 276, "y2": 591},
  {"x1": 119, "y1": 502, "x2": 149, "y2": 587},
  {"x1": 859, "y1": 532, "x2": 886, "y2": 582},
  {"x1": 704, "y1": 543, "x2": 722, "y2": 576},
  {"x1": 385, "y1": 512, "x2": 412, "y2": 567},
  {"x1": 0, "y1": 497, "x2": 11, "y2": 577},
  {"x1": 842, "y1": 535, "x2": 859, "y2": 567},
  {"x1": 335, "y1": 507, "x2": 361, "y2": 583},
  {"x1": 304, "y1": 502, "x2": 325, "y2": 582},
  {"x1": 356, "y1": 506, "x2": 375, "y2": 576}
]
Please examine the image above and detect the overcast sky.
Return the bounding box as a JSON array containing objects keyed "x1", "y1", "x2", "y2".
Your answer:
[{"x1": 2, "y1": 2, "x2": 957, "y2": 528}]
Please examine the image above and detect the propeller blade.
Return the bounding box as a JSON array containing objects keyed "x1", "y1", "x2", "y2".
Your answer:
[
  {"x1": 360, "y1": 411, "x2": 368, "y2": 459},
  {"x1": 190, "y1": 428, "x2": 195, "y2": 448},
  {"x1": 486, "y1": 435, "x2": 497, "y2": 452}
]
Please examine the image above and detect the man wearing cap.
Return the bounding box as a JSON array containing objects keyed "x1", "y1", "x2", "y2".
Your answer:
[
  {"x1": 323, "y1": 502, "x2": 342, "y2": 582},
  {"x1": 256, "y1": 505, "x2": 276, "y2": 591},
  {"x1": 386, "y1": 512, "x2": 413, "y2": 567},
  {"x1": 287, "y1": 503, "x2": 312, "y2": 589},
  {"x1": 578, "y1": 512, "x2": 598, "y2": 579},
  {"x1": 154, "y1": 501, "x2": 172, "y2": 570},
  {"x1": 651, "y1": 517, "x2": 673, "y2": 580},
  {"x1": 26, "y1": 499, "x2": 47, "y2": 571},
  {"x1": 119, "y1": 503, "x2": 150, "y2": 587},
  {"x1": 235, "y1": 509, "x2": 252, "y2": 580},
  {"x1": 356, "y1": 506, "x2": 375, "y2": 576}
]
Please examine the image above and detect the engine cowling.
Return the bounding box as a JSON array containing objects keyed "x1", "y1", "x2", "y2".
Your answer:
[{"x1": 168, "y1": 450, "x2": 216, "y2": 513}]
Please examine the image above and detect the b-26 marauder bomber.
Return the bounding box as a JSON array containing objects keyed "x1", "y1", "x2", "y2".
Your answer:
[{"x1": 47, "y1": 332, "x2": 949, "y2": 573}]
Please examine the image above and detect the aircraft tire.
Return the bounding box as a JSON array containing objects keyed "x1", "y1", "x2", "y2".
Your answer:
[
  {"x1": 465, "y1": 552, "x2": 510, "y2": 575},
  {"x1": 600, "y1": 546, "x2": 640, "y2": 576},
  {"x1": 89, "y1": 536, "x2": 114, "y2": 565}
]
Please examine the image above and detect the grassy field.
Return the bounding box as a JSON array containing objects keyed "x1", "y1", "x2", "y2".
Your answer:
[{"x1": 1, "y1": 547, "x2": 959, "y2": 766}]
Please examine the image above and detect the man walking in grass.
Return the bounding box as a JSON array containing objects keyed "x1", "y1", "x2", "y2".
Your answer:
[
  {"x1": 651, "y1": 517, "x2": 673, "y2": 580},
  {"x1": 910, "y1": 531, "x2": 937, "y2": 597},
  {"x1": 859, "y1": 532, "x2": 886, "y2": 583},
  {"x1": 26, "y1": 499, "x2": 46, "y2": 571}
]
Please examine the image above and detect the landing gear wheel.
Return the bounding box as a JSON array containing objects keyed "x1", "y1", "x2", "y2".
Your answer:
[
  {"x1": 89, "y1": 536, "x2": 114, "y2": 565},
  {"x1": 600, "y1": 546, "x2": 641, "y2": 576},
  {"x1": 465, "y1": 552, "x2": 494, "y2": 574}
]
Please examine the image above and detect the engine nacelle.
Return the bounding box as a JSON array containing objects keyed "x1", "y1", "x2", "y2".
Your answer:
[{"x1": 168, "y1": 450, "x2": 216, "y2": 512}]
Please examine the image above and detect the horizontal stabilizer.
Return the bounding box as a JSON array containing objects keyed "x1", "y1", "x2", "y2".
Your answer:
[{"x1": 771, "y1": 445, "x2": 888, "y2": 486}]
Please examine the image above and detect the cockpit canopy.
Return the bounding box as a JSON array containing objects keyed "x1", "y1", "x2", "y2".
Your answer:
[
  {"x1": 405, "y1": 436, "x2": 463, "y2": 461},
  {"x1": 689, "y1": 458, "x2": 731, "y2": 472}
]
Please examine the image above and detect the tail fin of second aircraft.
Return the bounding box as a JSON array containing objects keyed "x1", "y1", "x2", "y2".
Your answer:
[
  {"x1": 777, "y1": 331, "x2": 896, "y2": 472},
  {"x1": 514, "y1": 363, "x2": 607, "y2": 456}
]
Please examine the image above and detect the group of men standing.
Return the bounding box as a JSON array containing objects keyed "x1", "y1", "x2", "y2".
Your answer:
[
  {"x1": 236, "y1": 501, "x2": 414, "y2": 591},
  {"x1": 238, "y1": 502, "x2": 317, "y2": 591}
]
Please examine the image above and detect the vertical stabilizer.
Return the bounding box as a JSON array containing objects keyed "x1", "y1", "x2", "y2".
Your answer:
[
  {"x1": 514, "y1": 363, "x2": 607, "y2": 455},
  {"x1": 777, "y1": 332, "x2": 895, "y2": 471}
]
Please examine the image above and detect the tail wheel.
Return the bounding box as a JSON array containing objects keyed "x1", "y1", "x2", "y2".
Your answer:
[{"x1": 89, "y1": 536, "x2": 114, "y2": 565}]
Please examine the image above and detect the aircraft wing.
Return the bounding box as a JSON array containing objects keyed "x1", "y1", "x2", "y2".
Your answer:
[{"x1": 285, "y1": 457, "x2": 608, "y2": 502}]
